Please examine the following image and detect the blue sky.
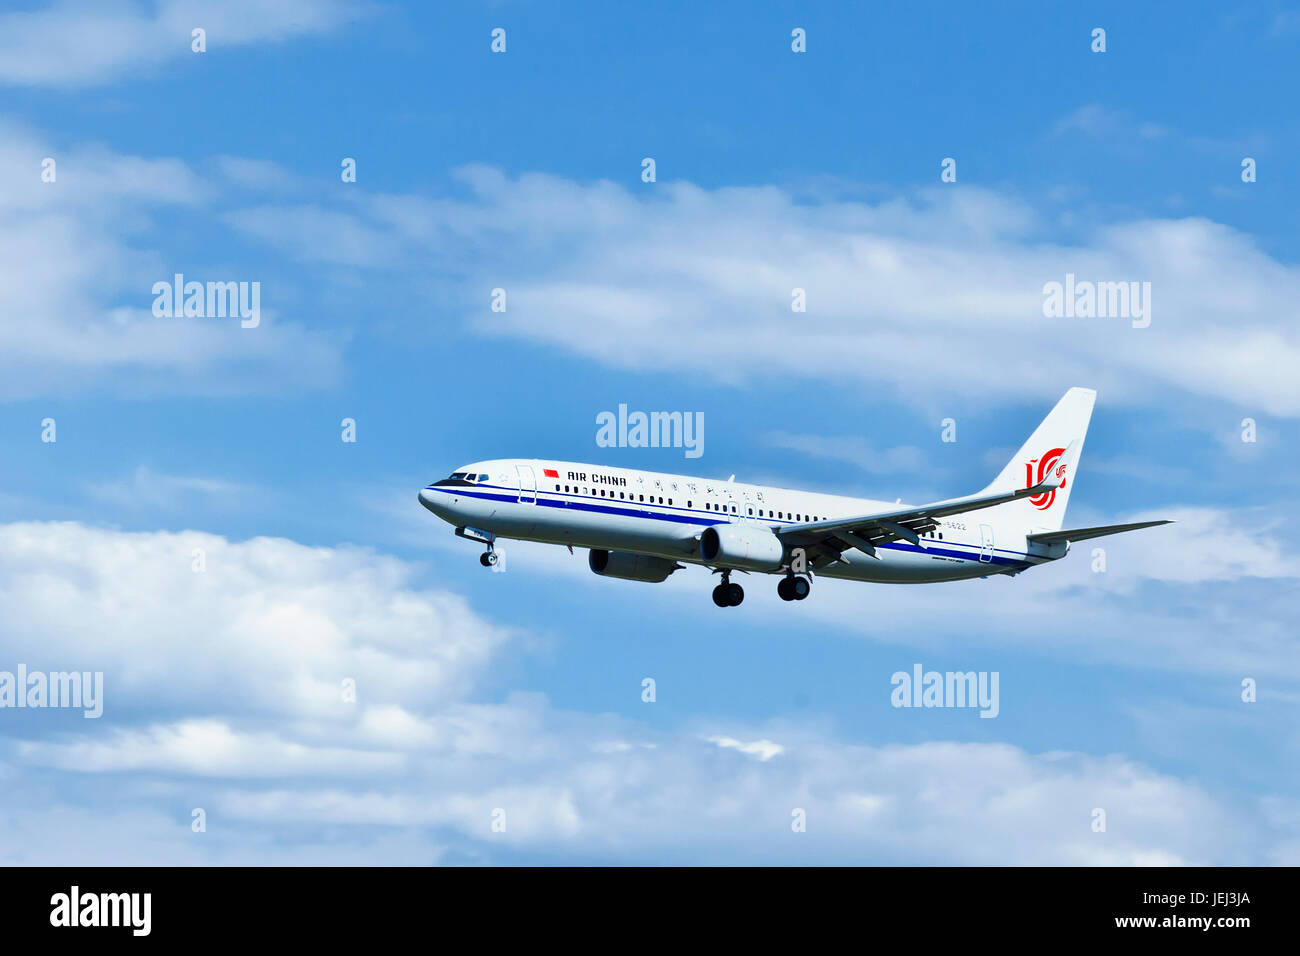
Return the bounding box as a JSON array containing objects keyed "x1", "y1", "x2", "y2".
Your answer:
[{"x1": 0, "y1": 0, "x2": 1297, "y2": 864}]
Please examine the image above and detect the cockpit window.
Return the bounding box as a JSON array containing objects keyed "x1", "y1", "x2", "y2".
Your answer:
[
  {"x1": 478, "y1": 474, "x2": 488, "y2": 482},
  {"x1": 433, "y1": 471, "x2": 476, "y2": 487}
]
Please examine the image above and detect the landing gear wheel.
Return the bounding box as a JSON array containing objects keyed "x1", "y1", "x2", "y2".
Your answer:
[
  {"x1": 778, "y1": 577, "x2": 796, "y2": 601},
  {"x1": 712, "y1": 581, "x2": 745, "y2": 607},
  {"x1": 480, "y1": 551, "x2": 498, "y2": 567},
  {"x1": 790, "y1": 576, "x2": 810, "y2": 601}
]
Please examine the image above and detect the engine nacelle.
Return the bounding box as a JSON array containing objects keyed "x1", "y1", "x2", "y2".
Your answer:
[
  {"x1": 589, "y1": 549, "x2": 681, "y2": 583},
  {"x1": 699, "y1": 524, "x2": 786, "y2": 572}
]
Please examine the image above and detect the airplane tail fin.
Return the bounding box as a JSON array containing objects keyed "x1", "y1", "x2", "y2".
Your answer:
[{"x1": 979, "y1": 387, "x2": 1096, "y2": 533}]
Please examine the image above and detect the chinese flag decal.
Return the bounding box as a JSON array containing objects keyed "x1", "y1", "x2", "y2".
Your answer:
[{"x1": 543, "y1": 468, "x2": 559, "y2": 478}]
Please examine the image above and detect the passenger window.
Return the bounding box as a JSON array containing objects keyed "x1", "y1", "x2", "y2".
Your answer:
[
  {"x1": 668, "y1": 498, "x2": 673, "y2": 505},
  {"x1": 688, "y1": 500, "x2": 692, "y2": 508}
]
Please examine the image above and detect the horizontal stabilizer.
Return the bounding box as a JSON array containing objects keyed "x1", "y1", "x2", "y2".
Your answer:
[{"x1": 1026, "y1": 520, "x2": 1172, "y2": 544}]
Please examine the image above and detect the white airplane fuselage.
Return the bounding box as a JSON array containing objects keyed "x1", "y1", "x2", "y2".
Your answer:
[
  {"x1": 418, "y1": 459, "x2": 1052, "y2": 584},
  {"x1": 418, "y1": 390, "x2": 1168, "y2": 605}
]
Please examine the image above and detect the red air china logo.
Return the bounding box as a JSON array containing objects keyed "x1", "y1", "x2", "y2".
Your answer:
[{"x1": 1024, "y1": 447, "x2": 1067, "y2": 510}]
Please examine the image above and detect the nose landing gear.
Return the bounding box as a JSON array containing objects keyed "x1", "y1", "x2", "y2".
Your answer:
[
  {"x1": 711, "y1": 570, "x2": 744, "y2": 607},
  {"x1": 455, "y1": 526, "x2": 498, "y2": 569}
]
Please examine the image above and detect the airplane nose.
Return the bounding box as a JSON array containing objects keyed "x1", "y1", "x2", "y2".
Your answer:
[{"x1": 418, "y1": 487, "x2": 437, "y2": 512}]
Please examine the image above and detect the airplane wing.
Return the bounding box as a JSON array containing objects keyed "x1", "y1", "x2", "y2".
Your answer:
[
  {"x1": 1025, "y1": 520, "x2": 1171, "y2": 544},
  {"x1": 777, "y1": 441, "x2": 1078, "y2": 564}
]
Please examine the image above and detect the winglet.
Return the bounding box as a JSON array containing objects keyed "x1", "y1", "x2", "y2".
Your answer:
[{"x1": 1038, "y1": 438, "x2": 1078, "y2": 492}]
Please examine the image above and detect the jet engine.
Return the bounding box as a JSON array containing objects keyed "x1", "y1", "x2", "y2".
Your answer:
[
  {"x1": 589, "y1": 549, "x2": 682, "y2": 583},
  {"x1": 699, "y1": 524, "x2": 786, "y2": 572}
]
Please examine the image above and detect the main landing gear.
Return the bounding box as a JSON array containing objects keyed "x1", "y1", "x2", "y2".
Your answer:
[
  {"x1": 709, "y1": 570, "x2": 811, "y2": 606},
  {"x1": 777, "y1": 574, "x2": 811, "y2": 602},
  {"x1": 711, "y1": 570, "x2": 744, "y2": 607}
]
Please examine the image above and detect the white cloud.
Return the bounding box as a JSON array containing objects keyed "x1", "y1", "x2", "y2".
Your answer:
[
  {"x1": 1080, "y1": 506, "x2": 1293, "y2": 586},
  {"x1": 0, "y1": 521, "x2": 506, "y2": 717},
  {"x1": 213, "y1": 156, "x2": 300, "y2": 193},
  {"x1": 0, "y1": 120, "x2": 342, "y2": 398},
  {"x1": 707, "y1": 735, "x2": 784, "y2": 761},
  {"x1": 19, "y1": 719, "x2": 405, "y2": 777},
  {"x1": 226, "y1": 166, "x2": 1300, "y2": 417},
  {"x1": 0, "y1": 520, "x2": 1289, "y2": 864},
  {"x1": 0, "y1": 0, "x2": 365, "y2": 88},
  {"x1": 87, "y1": 466, "x2": 250, "y2": 512},
  {"x1": 1054, "y1": 104, "x2": 1169, "y2": 141},
  {"x1": 10, "y1": 126, "x2": 1294, "y2": 415},
  {"x1": 764, "y1": 432, "x2": 932, "y2": 476}
]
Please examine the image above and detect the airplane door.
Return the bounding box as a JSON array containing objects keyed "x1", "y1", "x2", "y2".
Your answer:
[
  {"x1": 979, "y1": 524, "x2": 994, "y2": 563},
  {"x1": 516, "y1": 465, "x2": 537, "y2": 504}
]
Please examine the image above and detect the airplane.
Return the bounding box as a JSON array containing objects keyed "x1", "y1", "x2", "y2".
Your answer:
[{"x1": 418, "y1": 387, "x2": 1171, "y2": 607}]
